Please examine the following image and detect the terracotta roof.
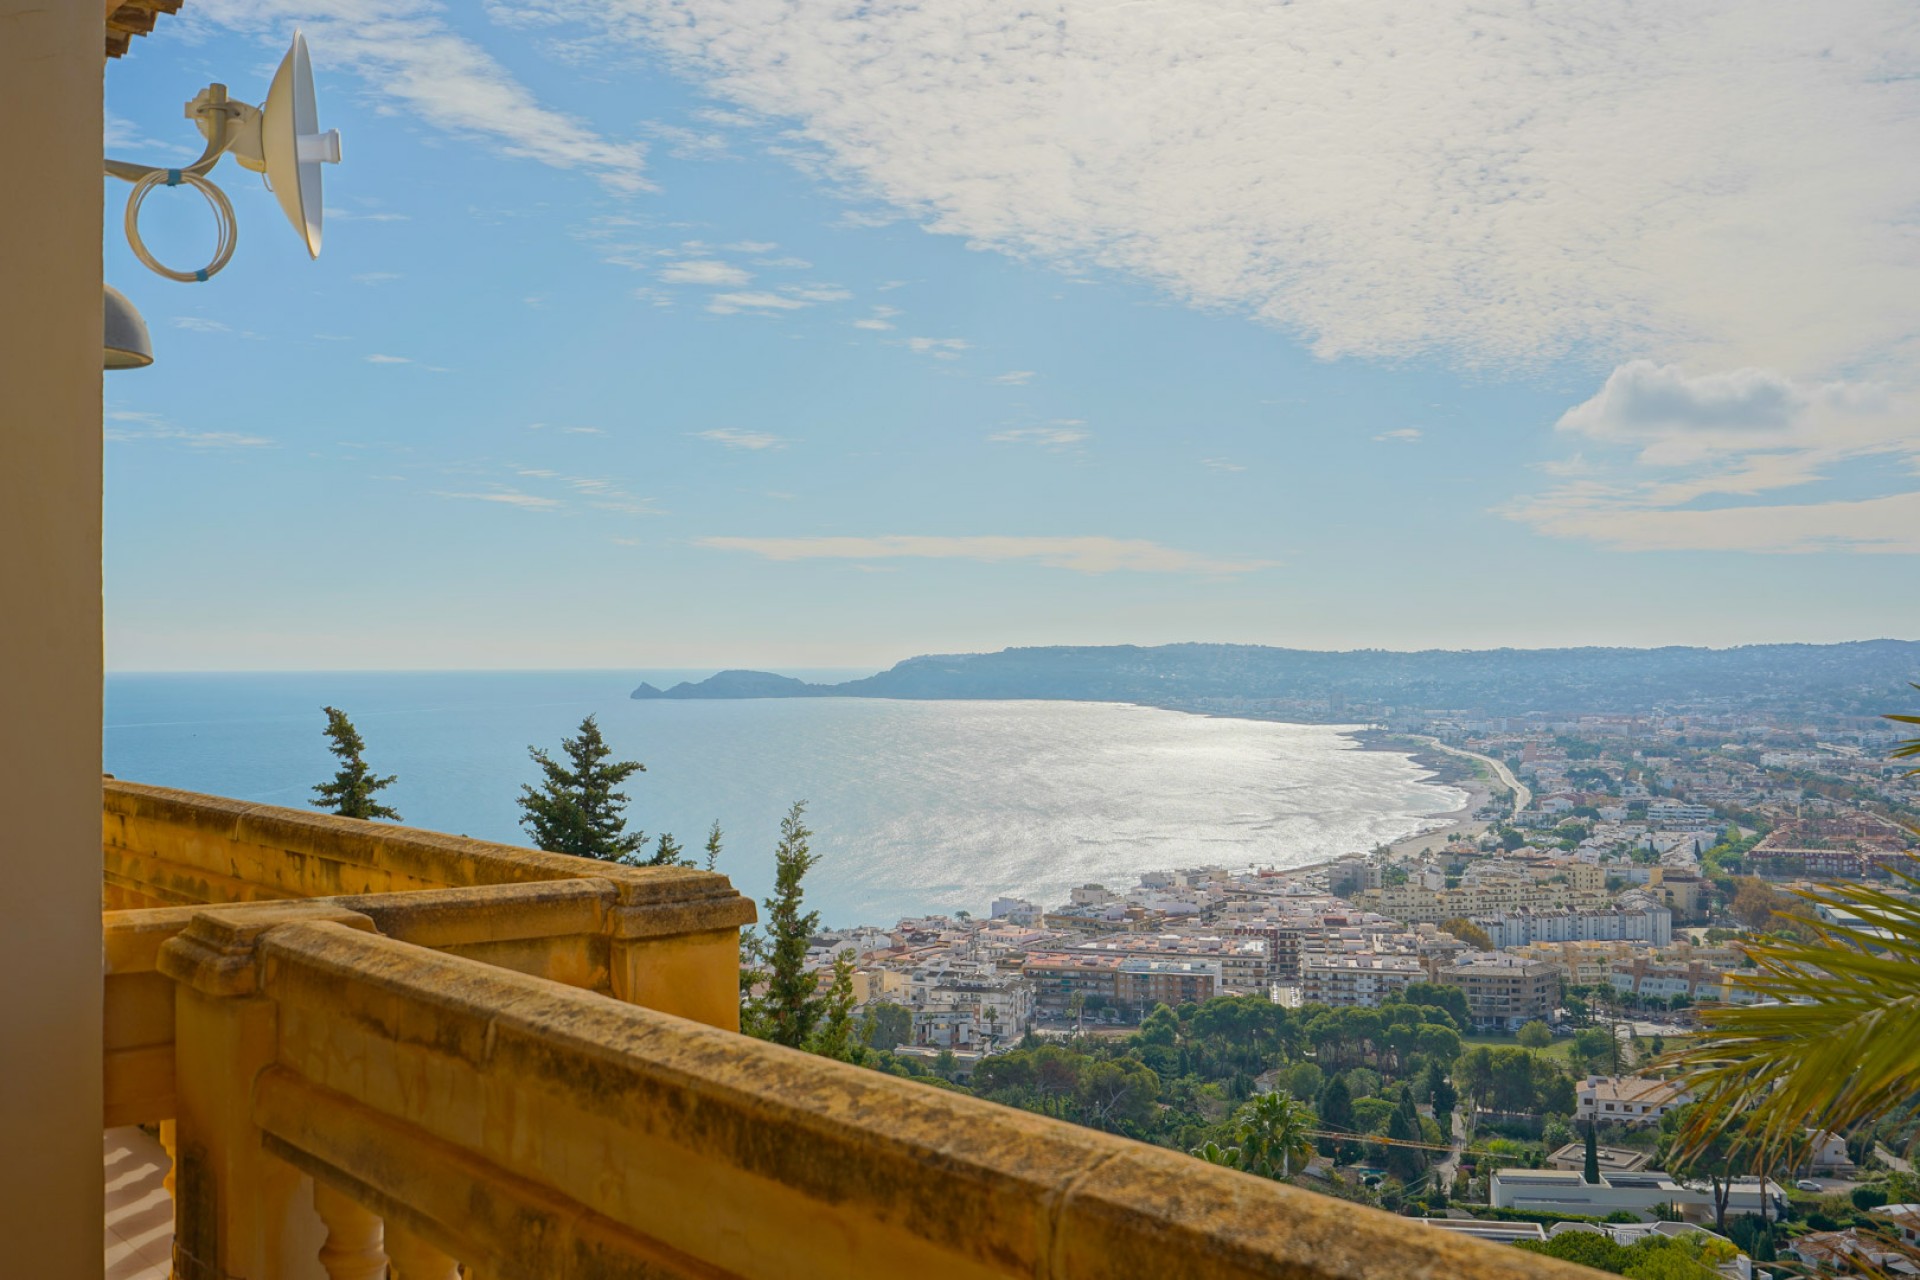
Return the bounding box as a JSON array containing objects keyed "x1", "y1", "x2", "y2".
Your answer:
[{"x1": 107, "y1": 1, "x2": 186, "y2": 61}]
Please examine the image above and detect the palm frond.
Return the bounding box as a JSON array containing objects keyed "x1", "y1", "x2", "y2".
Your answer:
[
  {"x1": 1665, "y1": 867, "x2": 1920, "y2": 1162},
  {"x1": 1888, "y1": 684, "x2": 1920, "y2": 773}
]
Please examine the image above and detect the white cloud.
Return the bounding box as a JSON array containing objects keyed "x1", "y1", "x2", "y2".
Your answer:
[
  {"x1": 325, "y1": 207, "x2": 410, "y2": 223},
  {"x1": 704, "y1": 283, "x2": 849, "y2": 315},
  {"x1": 171, "y1": 317, "x2": 231, "y2": 333},
  {"x1": 1507, "y1": 489, "x2": 1920, "y2": 556},
  {"x1": 991, "y1": 370, "x2": 1036, "y2": 386},
  {"x1": 1508, "y1": 361, "x2": 1920, "y2": 553},
  {"x1": 707, "y1": 291, "x2": 808, "y2": 315},
  {"x1": 189, "y1": 0, "x2": 649, "y2": 194},
  {"x1": 364, "y1": 354, "x2": 412, "y2": 364},
  {"x1": 553, "y1": 1, "x2": 1920, "y2": 372},
  {"x1": 990, "y1": 422, "x2": 1089, "y2": 448},
  {"x1": 785, "y1": 284, "x2": 852, "y2": 303},
  {"x1": 1202, "y1": 458, "x2": 1245, "y2": 472},
  {"x1": 696, "y1": 428, "x2": 787, "y2": 450},
  {"x1": 852, "y1": 305, "x2": 899, "y2": 331},
  {"x1": 904, "y1": 337, "x2": 970, "y2": 359},
  {"x1": 698, "y1": 534, "x2": 1272, "y2": 575},
  {"x1": 727, "y1": 240, "x2": 778, "y2": 253},
  {"x1": 353, "y1": 272, "x2": 402, "y2": 285},
  {"x1": 435, "y1": 488, "x2": 563, "y2": 510},
  {"x1": 755, "y1": 256, "x2": 812, "y2": 269},
  {"x1": 106, "y1": 411, "x2": 272, "y2": 449},
  {"x1": 661, "y1": 259, "x2": 752, "y2": 286},
  {"x1": 1373, "y1": 428, "x2": 1422, "y2": 444}
]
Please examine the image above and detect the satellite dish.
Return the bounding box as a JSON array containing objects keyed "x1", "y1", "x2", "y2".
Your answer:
[
  {"x1": 260, "y1": 32, "x2": 341, "y2": 258},
  {"x1": 105, "y1": 30, "x2": 343, "y2": 287}
]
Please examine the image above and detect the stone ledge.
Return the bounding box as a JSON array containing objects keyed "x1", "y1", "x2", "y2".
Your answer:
[
  {"x1": 105, "y1": 779, "x2": 756, "y2": 929},
  {"x1": 254, "y1": 921, "x2": 1596, "y2": 1280}
]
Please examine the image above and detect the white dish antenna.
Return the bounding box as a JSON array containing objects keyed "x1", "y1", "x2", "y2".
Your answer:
[{"x1": 105, "y1": 30, "x2": 343, "y2": 280}]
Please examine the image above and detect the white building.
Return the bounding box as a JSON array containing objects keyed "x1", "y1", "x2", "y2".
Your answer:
[
  {"x1": 1475, "y1": 905, "x2": 1672, "y2": 949},
  {"x1": 1576, "y1": 1075, "x2": 1692, "y2": 1127},
  {"x1": 1299, "y1": 954, "x2": 1424, "y2": 1008},
  {"x1": 1492, "y1": 1168, "x2": 1783, "y2": 1222}
]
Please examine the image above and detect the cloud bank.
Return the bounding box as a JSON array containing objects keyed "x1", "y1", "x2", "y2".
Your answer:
[{"x1": 549, "y1": 0, "x2": 1919, "y2": 372}]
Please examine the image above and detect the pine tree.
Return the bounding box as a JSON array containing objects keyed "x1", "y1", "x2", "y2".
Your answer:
[
  {"x1": 516, "y1": 715, "x2": 646, "y2": 862},
  {"x1": 755, "y1": 802, "x2": 822, "y2": 1049},
  {"x1": 807, "y1": 948, "x2": 859, "y2": 1062},
  {"x1": 646, "y1": 832, "x2": 687, "y2": 867},
  {"x1": 311, "y1": 707, "x2": 401, "y2": 821},
  {"x1": 703, "y1": 820, "x2": 724, "y2": 872}
]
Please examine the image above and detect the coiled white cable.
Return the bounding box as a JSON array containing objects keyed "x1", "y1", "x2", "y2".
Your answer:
[{"x1": 124, "y1": 168, "x2": 237, "y2": 283}]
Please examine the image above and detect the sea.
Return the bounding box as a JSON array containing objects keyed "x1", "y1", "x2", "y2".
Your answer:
[{"x1": 104, "y1": 671, "x2": 1467, "y2": 926}]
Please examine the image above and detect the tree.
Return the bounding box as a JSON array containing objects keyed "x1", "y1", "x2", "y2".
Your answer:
[
  {"x1": 1191, "y1": 1140, "x2": 1241, "y2": 1168},
  {"x1": 517, "y1": 715, "x2": 646, "y2": 861},
  {"x1": 1316, "y1": 1074, "x2": 1359, "y2": 1162},
  {"x1": 860, "y1": 1001, "x2": 912, "y2": 1051},
  {"x1": 311, "y1": 707, "x2": 400, "y2": 820},
  {"x1": 745, "y1": 802, "x2": 822, "y2": 1049},
  {"x1": 1517, "y1": 1020, "x2": 1554, "y2": 1050},
  {"x1": 1384, "y1": 1085, "x2": 1426, "y2": 1183},
  {"x1": 1670, "y1": 866, "x2": 1920, "y2": 1164},
  {"x1": 1585, "y1": 1119, "x2": 1601, "y2": 1184},
  {"x1": 1284, "y1": 1061, "x2": 1325, "y2": 1103},
  {"x1": 1235, "y1": 1091, "x2": 1316, "y2": 1180},
  {"x1": 703, "y1": 820, "x2": 724, "y2": 871},
  {"x1": 808, "y1": 948, "x2": 859, "y2": 1062},
  {"x1": 1440, "y1": 917, "x2": 1493, "y2": 950},
  {"x1": 1402, "y1": 982, "x2": 1470, "y2": 1029}
]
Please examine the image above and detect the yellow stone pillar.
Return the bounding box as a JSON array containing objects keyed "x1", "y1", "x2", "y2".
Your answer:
[
  {"x1": 159, "y1": 905, "x2": 372, "y2": 1279},
  {"x1": 0, "y1": 1, "x2": 104, "y2": 1275},
  {"x1": 604, "y1": 878, "x2": 755, "y2": 1031}
]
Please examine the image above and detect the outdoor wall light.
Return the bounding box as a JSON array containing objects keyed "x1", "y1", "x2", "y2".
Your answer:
[{"x1": 104, "y1": 285, "x2": 153, "y2": 371}]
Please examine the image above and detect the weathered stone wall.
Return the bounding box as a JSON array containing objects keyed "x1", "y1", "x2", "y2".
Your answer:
[{"x1": 159, "y1": 913, "x2": 1595, "y2": 1280}]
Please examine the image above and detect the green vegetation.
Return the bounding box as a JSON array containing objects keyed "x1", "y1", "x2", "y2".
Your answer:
[
  {"x1": 1671, "y1": 868, "x2": 1920, "y2": 1161},
  {"x1": 311, "y1": 706, "x2": 400, "y2": 821},
  {"x1": 517, "y1": 715, "x2": 648, "y2": 861},
  {"x1": 741, "y1": 802, "x2": 822, "y2": 1049},
  {"x1": 1516, "y1": 1229, "x2": 1737, "y2": 1278}
]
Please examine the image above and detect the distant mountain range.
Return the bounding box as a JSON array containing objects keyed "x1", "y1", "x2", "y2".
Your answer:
[{"x1": 631, "y1": 641, "x2": 1920, "y2": 717}]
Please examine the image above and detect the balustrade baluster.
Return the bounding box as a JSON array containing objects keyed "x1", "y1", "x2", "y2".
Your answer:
[
  {"x1": 158, "y1": 1119, "x2": 177, "y2": 1201},
  {"x1": 385, "y1": 1224, "x2": 461, "y2": 1280},
  {"x1": 312, "y1": 1182, "x2": 386, "y2": 1280}
]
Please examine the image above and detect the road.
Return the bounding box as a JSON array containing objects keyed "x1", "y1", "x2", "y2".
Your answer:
[{"x1": 1412, "y1": 736, "x2": 1531, "y2": 813}]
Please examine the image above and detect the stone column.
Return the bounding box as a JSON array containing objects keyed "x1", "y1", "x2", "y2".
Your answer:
[
  {"x1": 605, "y1": 874, "x2": 756, "y2": 1030},
  {"x1": 159, "y1": 904, "x2": 374, "y2": 1279},
  {"x1": 0, "y1": 3, "x2": 104, "y2": 1275}
]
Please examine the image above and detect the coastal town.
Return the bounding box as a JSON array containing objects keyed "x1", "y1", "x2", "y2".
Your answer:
[{"x1": 794, "y1": 706, "x2": 1920, "y2": 1278}]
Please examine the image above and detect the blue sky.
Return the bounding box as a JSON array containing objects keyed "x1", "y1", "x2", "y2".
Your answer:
[{"x1": 103, "y1": 2, "x2": 1920, "y2": 670}]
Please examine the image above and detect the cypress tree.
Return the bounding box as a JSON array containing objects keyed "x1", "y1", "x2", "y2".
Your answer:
[
  {"x1": 311, "y1": 707, "x2": 400, "y2": 821},
  {"x1": 1317, "y1": 1074, "x2": 1357, "y2": 1162},
  {"x1": 757, "y1": 802, "x2": 822, "y2": 1049},
  {"x1": 516, "y1": 715, "x2": 645, "y2": 862},
  {"x1": 1584, "y1": 1119, "x2": 1601, "y2": 1183}
]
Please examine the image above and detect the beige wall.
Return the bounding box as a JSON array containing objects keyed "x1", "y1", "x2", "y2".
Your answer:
[{"x1": 0, "y1": 3, "x2": 104, "y2": 1276}]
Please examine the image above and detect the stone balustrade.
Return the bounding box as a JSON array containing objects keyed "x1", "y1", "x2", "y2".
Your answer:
[{"x1": 103, "y1": 785, "x2": 1589, "y2": 1279}]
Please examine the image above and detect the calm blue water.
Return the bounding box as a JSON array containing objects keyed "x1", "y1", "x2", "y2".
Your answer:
[{"x1": 104, "y1": 672, "x2": 1464, "y2": 925}]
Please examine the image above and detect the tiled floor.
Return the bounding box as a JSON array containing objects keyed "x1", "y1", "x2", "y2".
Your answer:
[{"x1": 105, "y1": 1127, "x2": 174, "y2": 1280}]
